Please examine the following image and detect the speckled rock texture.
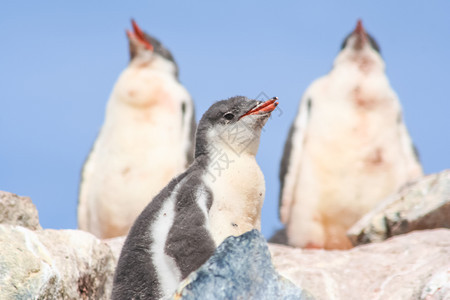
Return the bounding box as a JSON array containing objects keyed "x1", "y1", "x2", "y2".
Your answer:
[
  {"x1": 173, "y1": 230, "x2": 314, "y2": 300},
  {"x1": 104, "y1": 235, "x2": 126, "y2": 262},
  {"x1": 348, "y1": 170, "x2": 450, "y2": 246},
  {"x1": 270, "y1": 229, "x2": 450, "y2": 300},
  {"x1": 0, "y1": 225, "x2": 116, "y2": 299},
  {"x1": 2, "y1": 189, "x2": 449, "y2": 299},
  {"x1": 0, "y1": 191, "x2": 41, "y2": 230}
]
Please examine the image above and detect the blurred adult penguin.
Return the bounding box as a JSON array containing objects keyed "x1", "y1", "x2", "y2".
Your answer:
[
  {"x1": 78, "y1": 19, "x2": 195, "y2": 239},
  {"x1": 277, "y1": 20, "x2": 423, "y2": 249}
]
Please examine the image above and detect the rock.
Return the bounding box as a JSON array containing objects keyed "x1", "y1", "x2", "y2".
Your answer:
[
  {"x1": 104, "y1": 235, "x2": 126, "y2": 263},
  {"x1": 269, "y1": 229, "x2": 450, "y2": 300},
  {"x1": 0, "y1": 225, "x2": 116, "y2": 299},
  {"x1": 268, "y1": 227, "x2": 288, "y2": 245},
  {"x1": 421, "y1": 267, "x2": 450, "y2": 300},
  {"x1": 348, "y1": 170, "x2": 450, "y2": 246},
  {"x1": 2, "y1": 187, "x2": 448, "y2": 300},
  {"x1": 0, "y1": 191, "x2": 41, "y2": 230},
  {"x1": 173, "y1": 229, "x2": 314, "y2": 300}
]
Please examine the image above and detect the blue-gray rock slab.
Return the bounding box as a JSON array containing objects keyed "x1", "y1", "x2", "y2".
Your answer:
[{"x1": 172, "y1": 229, "x2": 314, "y2": 300}]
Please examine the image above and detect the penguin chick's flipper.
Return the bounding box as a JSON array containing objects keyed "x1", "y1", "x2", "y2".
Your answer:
[
  {"x1": 112, "y1": 170, "x2": 215, "y2": 300},
  {"x1": 279, "y1": 96, "x2": 312, "y2": 225}
]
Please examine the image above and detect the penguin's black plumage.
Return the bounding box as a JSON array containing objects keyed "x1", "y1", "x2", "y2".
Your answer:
[{"x1": 112, "y1": 162, "x2": 215, "y2": 299}]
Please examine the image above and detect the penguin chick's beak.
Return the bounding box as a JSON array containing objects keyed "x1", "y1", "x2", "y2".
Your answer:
[
  {"x1": 126, "y1": 19, "x2": 154, "y2": 51},
  {"x1": 240, "y1": 97, "x2": 279, "y2": 119}
]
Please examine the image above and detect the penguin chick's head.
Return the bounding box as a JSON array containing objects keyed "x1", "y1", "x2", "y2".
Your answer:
[
  {"x1": 126, "y1": 19, "x2": 178, "y2": 76},
  {"x1": 195, "y1": 96, "x2": 279, "y2": 158},
  {"x1": 335, "y1": 19, "x2": 383, "y2": 71},
  {"x1": 341, "y1": 19, "x2": 380, "y2": 53}
]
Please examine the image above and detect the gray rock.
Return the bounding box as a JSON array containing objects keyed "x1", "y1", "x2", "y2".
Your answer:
[
  {"x1": 0, "y1": 191, "x2": 41, "y2": 230},
  {"x1": 0, "y1": 225, "x2": 116, "y2": 299},
  {"x1": 348, "y1": 170, "x2": 450, "y2": 246},
  {"x1": 268, "y1": 227, "x2": 288, "y2": 245},
  {"x1": 172, "y1": 229, "x2": 314, "y2": 300},
  {"x1": 270, "y1": 229, "x2": 450, "y2": 300}
]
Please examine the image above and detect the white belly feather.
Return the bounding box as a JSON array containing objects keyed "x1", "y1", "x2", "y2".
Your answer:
[
  {"x1": 204, "y1": 151, "x2": 265, "y2": 246},
  {"x1": 287, "y1": 66, "x2": 422, "y2": 247},
  {"x1": 78, "y1": 66, "x2": 192, "y2": 238}
]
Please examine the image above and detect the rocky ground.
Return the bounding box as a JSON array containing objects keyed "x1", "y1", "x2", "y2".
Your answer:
[
  {"x1": 270, "y1": 229, "x2": 450, "y2": 300},
  {"x1": 0, "y1": 169, "x2": 449, "y2": 299}
]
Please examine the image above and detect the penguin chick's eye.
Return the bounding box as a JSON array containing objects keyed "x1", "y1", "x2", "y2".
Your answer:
[{"x1": 223, "y1": 113, "x2": 235, "y2": 120}]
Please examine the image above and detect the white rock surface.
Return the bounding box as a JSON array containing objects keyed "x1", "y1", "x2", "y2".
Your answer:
[
  {"x1": 421, "y1": 267, "x2": 450, "y2": 300},
  {"x1": 104, "y1": 235, "x2": 126, "y2": 262},
  {"x1": 348, "y1": 170, "x2": 450, "y2": 246},
  {"x1": 269, "y1": 229, "x2": 450, "y2": 300},
  {"x1": 0, "y1": 225, "x2": 115, "y2": 299},
  {"x1": 1, "y1": 188, "x2": 449, "y2": 299}
]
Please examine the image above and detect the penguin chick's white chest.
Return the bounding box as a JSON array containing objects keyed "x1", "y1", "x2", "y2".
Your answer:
[
  {"x1": 79, "y1": 60, "x2": 192, "y2": 239},
  {"x1": 305, "y1": 62, "x2": 420, "y2": 218},
  {"x1": 283, "y1": 51, "x2": 422, "y2": 249},
  {"x1": 204, "y1": 148, "x2": 265, "y2": 246}
]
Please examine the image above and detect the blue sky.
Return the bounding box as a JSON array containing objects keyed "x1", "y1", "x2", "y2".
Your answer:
[{"x1": 1, "y1": 1, "x2": 449, "y2": 239}]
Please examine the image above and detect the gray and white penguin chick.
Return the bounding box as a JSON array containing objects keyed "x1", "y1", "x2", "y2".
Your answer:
[
  {"x1": 278, "y1": 20, "x2": 423, "y2": 249},
  {"x1": 78, "y1": 20, "x2": 195, "y2": 239},
  {"x1": 111, "y1": 96, "x2": 278, "y2": 299}
]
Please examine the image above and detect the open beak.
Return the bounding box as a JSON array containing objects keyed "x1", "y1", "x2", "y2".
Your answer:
[
  {"x1": 240, "y1": 97, "x2": 279, "y2": 119},
  {"x1": 354, "y1": 19, "x2": 365, "y2": 36},
  {"x1": 126, "y1": 19, "x2": 153, "y2": 51},
  {"x1": 353, "y1": 19, "x2": 367, "y2": 40},
  {"x1": 352, "y1": 19, "x2": 367, "y2": 49}
]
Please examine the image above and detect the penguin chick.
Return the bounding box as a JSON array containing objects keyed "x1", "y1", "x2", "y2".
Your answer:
[
  {"x1": 78, "y1": 19, "x2": 196, "y2": 239},
  {"x1": 278, "y1": 20, "x2": 423, "y2": 250},
  {"x1": 112, "y1": 96, "x2": 278, "y2": 300}
]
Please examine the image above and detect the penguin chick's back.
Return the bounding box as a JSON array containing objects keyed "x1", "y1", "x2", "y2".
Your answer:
[{"x1": 112, "y1": 163, "x2": 215, "y2": 300}]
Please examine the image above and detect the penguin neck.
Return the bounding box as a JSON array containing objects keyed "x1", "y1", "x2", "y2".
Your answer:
[
  {"x1": 100, "y1": 62, "x2": 187, "y2": 152},
  {"x1": 107, "y1": 58, "x2": 182, "y2": 116},
  {"x1": 129, "y1": 54, "x2": 177, "y2": 78},
  {"x1": 333, "y1": 47, "x2": 385, "y2": 75},
  {"x1": 200, "y1": 142, "x2": 265, "y2": 246}
]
